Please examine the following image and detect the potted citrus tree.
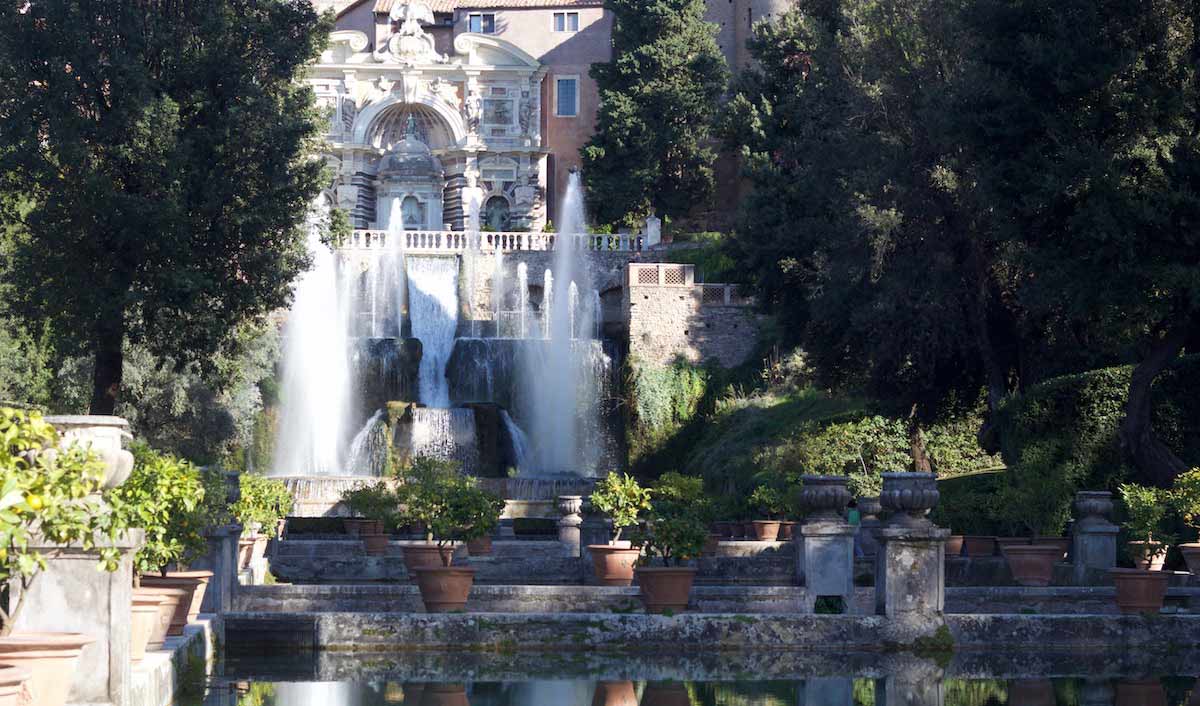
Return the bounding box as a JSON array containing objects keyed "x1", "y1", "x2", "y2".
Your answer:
[
  {"x1": 631, "y1": 488, "x2": 708, "y2": 613},
  {"x1": 586, "y1": 473, "x2": 651, "y2": 586},
  {"x1": 1111, "y1": 483, "x2": 1172, "y2": 614},
  {"x1": 749, "y1": 484, "x2": 785, "y2": 541},
  {"x1": 1171, "y1": 469, "x2": 1200, "y2": 574},
  {"x1": 0, "y1": 408, "x2": 123, "y2": 706},
  {"x1": 339, "y1": 482, "x2": 396, "y2": 556},
  {"x1": 994, "y1": 476, "x2": 1072, "y2": 586},
  {"x1": 394, "y1": 457, "x2": 463, "y2": 573},
  {"x1": 652, "y1": 473, "x2": 718, "y2": 554},
  {"x1": 413, "y1": 479, "x2": 504, "y2": 612}
]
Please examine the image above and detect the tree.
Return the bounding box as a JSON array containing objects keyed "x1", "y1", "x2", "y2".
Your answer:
[
  {"x1": 0, "y1": 0, "x2": 332, "y2": 414},
  {"x1": 582, "y1": 0, "x2": 729, "y2": 227}
]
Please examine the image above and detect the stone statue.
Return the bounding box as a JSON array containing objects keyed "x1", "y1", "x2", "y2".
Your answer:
[
  {"x1": 461, "y1": 89, "x2": 481, "y2": 132},
  {"x1": 518, "y1": 96, "x2": 533, "y2": 134},
  {"x1": 514, "y1": 175, "x2": 537, "y2": 209},
  {"x1": 374, "y1": 0, "x2": 447, "y2": 64}
]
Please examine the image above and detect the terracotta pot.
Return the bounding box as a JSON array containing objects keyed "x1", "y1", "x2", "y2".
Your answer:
[
  {"x1": 702, "y1": 534, "x2": 720, "y2": 556},
  {"x1": 1001, "y1": 544, "x2": 1062, "y2": 587},
  {"x1": 635, "y1": 566, "x2": 697, "y2": 613},
  {"x1": 0, "y1": 664, "x2": 30, "y2": 706},
  {"x1": 779, "y1": 521, "x2": 796, "y2": 541},
  {"x1": 751, "y1": 520, "x2": 781, "y2": 542},
  {"x1": 419, "y1": 683, "x2": 469, "y2": 706},
  {"x1": 592, "y1": 681, "x2": 637, "y2": 706},
  {"x1": 587, "y1": 545, "x2": 642, "y2": 587},
  {"x1": 466, "y1": 535, "x2": 493, "y2": 557},
  {"x1": 140, "y1": 571, "x2": 212, "y2": 633},
  {"x1": 996, "y1": 537, "x2": 1030, "y2": 552},
  {"x1": 130, "y1": 601, "x2": 161, "y2": 662},
  {"x1": 1128, "y1": 541, "x2": 1168, "y2": 571},
  {"x1": 362, "y1": 532, "x2": 391, "y2": 556},
  {"x1": 1179, "y1": 543, "x2": 1200, "y2": 575},
  {"x1": 1008, "y1": 678, "x2": 1055, "y2": 706},
  {"x1": 641, "y1": 682, "x2": 691, "y2": 706},
  {"x1": 962, "y1": 536, "x2": 997, "y2": 557},
  {"x1": 237, "y1": 537, "x2": 255, "y2": 570},
  {"x1": 133, "y1": 586, "x2": 187, "y2": 649},
  {"x1": 946, "y1": 535, "x2": 964, "y2": 557},
  {"x1": 714, "y1": 521, "x2": 732, "y2": 538},
  {"x1": 742, "y1": 521, "x2": 755, "y2": 538},
  {"x1": 0, "y1": 632, "x2": 95, "y2": 706},
  {"x1": 729, "y1": 522, "x2": 746, "y2": 539},
  {"x1": 1115, "y1": 679, "x2": 1166, "y2": 706},
  {"x1": 1034, "y1": 537, "x2": 1071, "y2": 561},
  {"x1": 404, "y1": 544, "x2": 451, "y2": 577},
  {"x1": 1111, "y1": 568, "x2": 1169, "y2": 614},
  {"x1": 414, "y1": 567, "x2": 476, "y2": 612}
]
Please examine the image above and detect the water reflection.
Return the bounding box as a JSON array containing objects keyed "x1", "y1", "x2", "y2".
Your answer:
[{"x1": 215, "y1": 676, "x2": 1200, "y2": 706}]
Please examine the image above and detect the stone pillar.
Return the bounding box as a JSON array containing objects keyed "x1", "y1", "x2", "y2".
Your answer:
[
  {"x1": 12, "y1": 529, "x2": 144, "y2": 706},
  {"x1": 645, "y1": 215, "x2": 661, "y2": 248},
  {"x1": 858, "y1": 496, "x2": 882, "y2": 558},
  {"x1": 1072, "y1": 491, "x2": 1119, "y2": 585},
  {"x1": 557, "y1": 495, "x2": 583, "y2": 558},
  {"x1": 797, "y1": 476, "x2": 854, "y2": 613},
  {"x1": 192, "y1": 524, "x2": 241, "y2": 614},
  {"x1": 874, "y1": 656, "x2": 945, "y2": 706},
  {"x1": 875, "y1": 473, "x2": 948, "y2": 627}
]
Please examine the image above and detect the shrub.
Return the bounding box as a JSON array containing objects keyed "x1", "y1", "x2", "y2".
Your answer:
[
  {"x1": 393, "y1": 456, "x2": 465, "y2": 541},
  {"x1": 749, "y1": 484, "x2": 786, "y2": 519},
  {"x1": 108, "y1": 444, "x2": 215, "y2": 577},
  {"x1": 232, "y1": 473, "x2": 293, "y2": 530},
  {"x1": 340, "y1": 482, "x2": 397, "y2": 527},
  {"x1": 652, "y1": 472, "x2": 713, "y2": 522},
  {"x1": 590, "y1": 472, "x2": 652, "y2": 543},
  {"x1": 428, "y1": 482, "x2": 505, "y2": 563},
  {"x1": 1119, "y1": 483, "x2": 1173, "y2": 561},
  {"x1": 633, "y1": 486, "x2": 708, "y2": 568},
  {"x1": 1170, "y1": 468, "x2": 1200, "y2": 541},
  {"x1": 0, "y1": 408, "x2": 121, "y2": 634}
]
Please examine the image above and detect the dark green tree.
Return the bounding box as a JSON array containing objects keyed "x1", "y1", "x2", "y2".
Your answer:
[
  {"x1": 582, "y1": 0, "x2": 729, "y2": 227},
  {"x1": 0, "y1": 0, "x2": 332, "y2": 414}
]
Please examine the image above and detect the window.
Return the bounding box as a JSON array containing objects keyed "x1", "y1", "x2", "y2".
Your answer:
[
  {"x1": 555, "y1": 77, "x2": 578, "y2": 117},
  {"x1": 553, "y1": 12, "x2": 579, "y2": 32},
  {"x1": 467, "y1": 12, "x2": 495, "y2": 33}
]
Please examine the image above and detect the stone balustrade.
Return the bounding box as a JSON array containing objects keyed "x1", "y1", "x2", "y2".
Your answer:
[{"x1": 342, "y1": 229, "x2": 645, "y2": 253}]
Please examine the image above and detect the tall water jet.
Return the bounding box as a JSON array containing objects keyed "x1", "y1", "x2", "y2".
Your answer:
[
  {"x1": 406, "y1": 256, "x2": 460, "y2": 407},
  {"x1": 541, "y1": 269, "x2": 553, "y2": 340},
  {"x1": 492, "y1": 244, "x2": 505, "y2": 336},
  {"x1": 592, "y1": 290, "x2": 602, "y2": 339},
  {"x1": 516, "y1": 262, "x2": 529, "y2": 338},
  {"x1": 272, "y1": 202, "x2": 353, "y2": 476},
  {"x1": 568, "y1": 281, "x2": 580, "y2": 340},
  {"x1": 527, "y1": 171, "x2": 591, "y2": 474}
]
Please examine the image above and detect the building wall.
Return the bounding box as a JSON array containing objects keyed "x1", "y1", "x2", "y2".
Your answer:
[{"x1": 626, "y1": 263, "x2": 760, "y2": 368}]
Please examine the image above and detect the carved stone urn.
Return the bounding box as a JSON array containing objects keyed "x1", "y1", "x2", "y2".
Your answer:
[
  {"x1": 879, "y1": 472, "x2": 940, "y2": 528},
  {"x1": 799, "y1": 475, "x2": 852, "y2": 522},
  {"x1": 858, "y1": 496, "x2": 883, "y2": 521},
  {"x1": 1074, "y1": 491, "x2": 1115, "y2": 528},
  {"x1": 44, "y1": 415, "x2": 134, "y2": 490}
]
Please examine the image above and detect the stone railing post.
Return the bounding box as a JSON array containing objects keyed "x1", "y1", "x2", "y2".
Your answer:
[
  {"x1": 191, "y1": 470, "x2": 242, "y2": 614},
  {"x1": 13, "y1": 529, "x2": 144, "y2": 706},
  {"x1": 858, "y1": 495, "x2": 883, "y2": 558},
  {"x1": 557, "y1": 495, "x2": 583, "y2": 558},
  {"x1": 875, "y1": 473, "x2": 948, "y2": 629},
  {"x1": 798, "y1": 475, "x2": 856, "y2": 614},
  {"x1": 1072, "y1": 491, "x2": 1119, "y2": 585}
]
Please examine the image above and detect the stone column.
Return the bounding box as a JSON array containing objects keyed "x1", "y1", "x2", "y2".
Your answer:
[
  {"x1": 12, "y1": 529, "x2": 144, "y2": 706},
  {"x1": 557, "y1": 495, "x2": 583, "y2": 558},
  {"x1": 798, "y1": 476, "x2": 855, "y2": 613},
  {"x1": 875, "y1": 473, "x2": 948, "y2": 628},
  {"x1": 1072, "y1": 491, "x2": 1119, "y2": 585},
  {"x1": 874, "y1": 655, "x2": 945, "y2": 706}
]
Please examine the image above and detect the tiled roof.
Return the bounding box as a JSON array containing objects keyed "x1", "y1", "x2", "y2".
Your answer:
[{"x1": 372, "y1": 0, "x2": 603, "y2": 13}]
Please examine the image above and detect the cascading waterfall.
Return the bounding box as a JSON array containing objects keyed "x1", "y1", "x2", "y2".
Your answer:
[
  {"x1": 500, "y1": 409, "x2": 532, "y2": 472},
  {"x1": 346, "y1": 410, "x2": 388, "y2": 476},
  {"x1": 272, "y1": 203, "x2": 353, "y2": 476},
  {"x1": 407, "y1": 407, "x2": 480, "y2": 473},
  {"x1": 406, "y1": 256, "x2": 460, "y2": 407}
]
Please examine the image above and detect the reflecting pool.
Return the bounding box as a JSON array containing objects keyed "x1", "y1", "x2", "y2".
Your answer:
[{"x1": 187, "y1": 650, "x2": 1200, "y2": 706}]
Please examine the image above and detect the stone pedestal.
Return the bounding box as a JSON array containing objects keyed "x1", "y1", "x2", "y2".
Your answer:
[
  {"x1": 857, "y1": 496, "x2": 883, "y2": 558},
  {"x1": 875, "y1": 526, "x2": 949, "y2": 621},
  {"x1": 800, "y1": 521, "x2": 857, "y2": 614},
  {"x1": 11, "y1": 529, "x2": 143, "y2": 706},
  {"x1": 557, "y1": 495, "x2": 583, "y2": 558},
  {"x1": 1072, "y1": 491, "x2": 1119, "y2": 585},
  {"x1": 191, "y1": 524, "x2": 241, "y2": 615}
]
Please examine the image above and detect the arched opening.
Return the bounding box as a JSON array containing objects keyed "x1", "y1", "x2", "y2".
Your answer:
[
  {"x1": 484, "y1": 196, "x2": 511, "y2": 231},
  {"x1": 369, "y1": 104, "x2": 455, "y2": 151},
  {"x1": 401, "y1": 196, "x2": 425, "y2": 230}
]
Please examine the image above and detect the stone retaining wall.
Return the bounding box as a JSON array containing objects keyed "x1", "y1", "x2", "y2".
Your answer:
[{"x1": 129, "y1": 615, "x2": 219, "y2": 706}]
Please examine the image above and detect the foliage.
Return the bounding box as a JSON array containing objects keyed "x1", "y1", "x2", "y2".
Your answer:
[
  {"x1": 427, "y1": 482, "x2": 505, "y2": 561},
  {"x1": 589, "y1": 472, "x2": 652, "y2": 542},
  {"x1": 581, "y1": 0, "x2": 729, "y2": 226},
  {"x1": 632, "y1": 479, "x2": 708, "y2": 567},
  {"x1": 108, "y1": 444, "x2": 216, "y2": 576},
  {"x1": 625, "y1": 357, "x2": 720, "y2": 466},
  {"x1": 0, "y1": 408, "x2": 120, "y2": 634},
  {"x1": 232, "y1": 473, "x2": 293, "y2": 530},
  {"x1": 661, "y1": 232, "x2": 739, "y2": 283},
  {"x1": 1170, "y1": 469, "x2": 1200, "y2": 539},
  {"x1": 652, "y1": 472, "x2": 713, "y2": 523},
  {"x1": 0, "y1": 0, "x2": 333, "y2": 415},
  {"x1": 749, "y1": 485, "x2": 786, "y2": 519},
  {"x1": 929, "y1": 471, "x2": 1007, "y2": 536},
  {"x1": 1119, "y1": 483, "x2": 1173, "y2": 560},
  {"x1": 994, "y1": 359, "x2": 1200, "y2": 535},
  {"x1": 340, "y1": 482, "x2": 397, "y2": 526}
]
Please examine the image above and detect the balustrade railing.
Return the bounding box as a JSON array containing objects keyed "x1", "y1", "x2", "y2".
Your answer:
[{"x1": 342, "y1": 229, "x2": 644, "y2": 253}]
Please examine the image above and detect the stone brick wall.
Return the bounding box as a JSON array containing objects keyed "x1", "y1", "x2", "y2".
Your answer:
[{"x1": 626, "y1": 263, "x2": 761, "y2": 368}]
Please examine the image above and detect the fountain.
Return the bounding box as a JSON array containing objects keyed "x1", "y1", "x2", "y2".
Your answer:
[{"x1": 406, "y1": 255, "x2": 459, "y2": 408}]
